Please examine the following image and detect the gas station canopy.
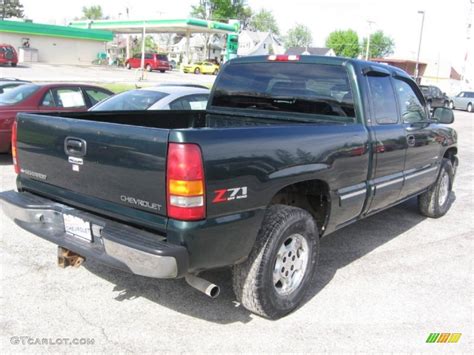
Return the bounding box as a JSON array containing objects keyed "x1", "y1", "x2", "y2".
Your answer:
[{"x1": 69, "y1": 18, "x2": 239, "y2": 35}]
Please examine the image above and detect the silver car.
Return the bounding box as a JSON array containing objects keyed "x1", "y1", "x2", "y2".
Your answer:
[
  {"x1": 90, "y1": 85, "x2": 209, "y2": 111},
  {"x1": 449, "y1": 91, "x2": 474, "y2": 113}
]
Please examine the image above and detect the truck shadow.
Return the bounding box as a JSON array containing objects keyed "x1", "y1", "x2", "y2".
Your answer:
[
  {"x1": 83, "y1": 196, "x2": 452, "y2": 324},
  {"x1": 0, "y1": 154, "x2": 12, "y2": 166}
]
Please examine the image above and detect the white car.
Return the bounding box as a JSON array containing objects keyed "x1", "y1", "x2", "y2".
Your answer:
[{"x1": 90, "y1": 85, "x2": 209, "y2": 111}]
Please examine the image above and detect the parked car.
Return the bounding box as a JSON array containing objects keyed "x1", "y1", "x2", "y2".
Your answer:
[
  {"x1": 0, "y1": 83, "x2": 113, "y2": 153},
  {"x1": 169, "y1": 59, "x2": 177, "y2": 70},
  {"x1": 419, "y1": 85, "x2": 449, "y2": 110},
  {"x1": 183, "y1": 61, "x2": 219, "y2": 75},
  {"x1": 0, "y1": 56, "x2": 457, "y2": 319},
  {"x1": 0, "y1": 79, "x2": 30, "y2": 94},
  {"x1": 125, "y1": 53, "x2": 170, "y2": 72},
  {"x1": 90, "y1": 86, "x2": 209, "y2": 111},
  {"x1": 0, "y1": 44, "x2": 18, "y2": 67},
  {"x1": 449, "y1": 91, "x2": 474, "y2": 112}
]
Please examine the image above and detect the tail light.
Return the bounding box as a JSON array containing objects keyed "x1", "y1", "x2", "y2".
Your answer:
[
  {"x1": 167, "y1": 143, "x2": 205, "y2": 220},
  {"x1": 11, "y1": 120, "x2": 19, "y2": 174}
]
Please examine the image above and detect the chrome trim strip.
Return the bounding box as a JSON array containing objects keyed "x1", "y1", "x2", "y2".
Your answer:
[
  {"x1": 340, "y1": 189, "x2": 366, "y2": 201},
  {"x1": 405, "y1": 166, "x2": 437, "y2": 180},
  {"x1": 377, "y1": 177, "x2": 404, "y2": 189}
]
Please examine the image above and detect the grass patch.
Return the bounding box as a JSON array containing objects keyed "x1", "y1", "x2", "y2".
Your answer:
[{"x1": 101, "y1": 83, "x2": 155, "y2": 93}]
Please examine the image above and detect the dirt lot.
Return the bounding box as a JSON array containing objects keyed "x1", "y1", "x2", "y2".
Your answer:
[{"x1": 0, "y1": 111, "x2": 472, "y2": 353}]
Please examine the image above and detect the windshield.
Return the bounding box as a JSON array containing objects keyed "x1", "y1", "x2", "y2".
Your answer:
[
  {"x1": 91, "y1": 90, "x2": 168, "y2": 111},
  {"x1": 0, "y1": 84, "x2": 39, "y2": 106},
  {"x1": 211, "y1": 62, "x2": 355, "y2": 122}
]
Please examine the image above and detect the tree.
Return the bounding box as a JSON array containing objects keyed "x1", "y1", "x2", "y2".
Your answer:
[
  {"x1": 0, "y1": 0, "x2": 24, "y2": 19},
  {"x1": 81, "y1": 5, "x2": 103, "y2": 20},
  {"x1": 248, "y1": 9, "x2": 279, "y2": 35},
  {"x1": 361, "y1": 30, "x2": 395, "y2": 58},
  {"x1": 131, "y1": 35, "x2": 158, "y2": 56},
  {"x1": 191, "y1": 0, "x2": 251, "y2": 25},
  {"x1": 284, "y1": 24, "x2": 312, "y2": 48},
  {"x1": 325, "y1": 29, "x2": 360, "y2": 58}
]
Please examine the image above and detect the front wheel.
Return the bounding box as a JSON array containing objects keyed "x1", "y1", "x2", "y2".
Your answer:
[
  {"x1": 418, "y1": 158, "x2": 455, "y2": 218},
  {"x1": 126, "y1": 62, "x2": 131, "y2": 69},
  {"x1": 232, "y1": 205, "x2": 319, "y2": 319}
]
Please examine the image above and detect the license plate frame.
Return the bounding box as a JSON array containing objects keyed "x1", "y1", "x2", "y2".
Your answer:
[{"x1": 63, "y1": 214, "x2": 92, "y2": 242}]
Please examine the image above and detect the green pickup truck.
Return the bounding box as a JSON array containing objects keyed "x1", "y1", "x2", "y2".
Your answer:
[{"x1": 0, "y1": 55, "x2": 458, "y2": 319}]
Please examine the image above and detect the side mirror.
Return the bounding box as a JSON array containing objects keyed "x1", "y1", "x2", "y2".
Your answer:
[{"x1": 432, "y1": 107, "x2": 454, "y2": 124}]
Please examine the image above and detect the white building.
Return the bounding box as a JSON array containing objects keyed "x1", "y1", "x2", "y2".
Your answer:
[{"x1": 237, "y1": 30, "x2": 285, "y2": 56}]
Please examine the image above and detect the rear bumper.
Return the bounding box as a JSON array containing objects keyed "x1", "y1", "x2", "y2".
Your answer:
[{"x1": 0, "y1": 190, "x2": 189, "y2": 278}]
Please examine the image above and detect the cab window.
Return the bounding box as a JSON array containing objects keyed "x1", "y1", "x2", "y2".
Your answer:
[
  {"x1": 393, "y1": 79, "x2": 426, "y2": 123},
  {"x1": 367, "y1": 76, "x2": 398, "y2": 124}
]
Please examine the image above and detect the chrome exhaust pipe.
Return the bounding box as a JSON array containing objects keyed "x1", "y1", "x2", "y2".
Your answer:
[{"x1": 185, "y1": 274, "x2": 220, "y2": 298}]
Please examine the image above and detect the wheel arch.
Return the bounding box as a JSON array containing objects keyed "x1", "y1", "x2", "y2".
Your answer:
[{"x1": 269, "y1": 178, "x2": 331, "y2": 236}]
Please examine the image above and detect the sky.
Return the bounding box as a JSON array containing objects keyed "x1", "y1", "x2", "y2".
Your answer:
[{"x1": 19, "y1": 0, "x2": 474, "y2": 71}]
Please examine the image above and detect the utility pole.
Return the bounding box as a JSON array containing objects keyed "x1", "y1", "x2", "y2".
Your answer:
[
  {"x1": 415, "y1": 10, "x2": 425, "y2": 81},
  {"x1": 365, "y1": 20, "x2": 375, "y2": 60}
]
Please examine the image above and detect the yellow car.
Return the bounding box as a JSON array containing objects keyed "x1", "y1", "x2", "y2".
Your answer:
[{"x1": 183, "y1": 61, "x2": 219, "y2": 75}]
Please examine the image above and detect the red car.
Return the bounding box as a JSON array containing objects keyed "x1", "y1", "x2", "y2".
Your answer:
[
  {"x1": 0, "y1": 83, "x2": 113, "y2": 153},
  {"x1": 0, "y1": 44, "x2": 18, "y2": 67},
  {"x1": 125, "y1": 53, "x2": 170, "y2": 72}
]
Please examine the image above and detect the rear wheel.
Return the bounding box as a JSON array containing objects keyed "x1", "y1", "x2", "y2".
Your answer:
[
  {"x1": 467, "y1": 103, "x2": 473, "y2": 113},
  {"x1": 232, "y1": 205, "x2": 319, "y2": 319},
  {"x1": 418, "y1": 158, "x2": 454, "y2": 218},
  {"x1": 159, "y1": 70, "x2": 165, "y2": 73},
  {"x1": 194, "y1": 67, "x2": 200, "y2": 74}
]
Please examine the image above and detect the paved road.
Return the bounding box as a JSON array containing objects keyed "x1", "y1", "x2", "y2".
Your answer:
[
  {"x1": 0, "y1": 63, "x2": 216, "y2": 86},
  {"x1": 0, "y1": 112, "x2": 472, "y2": 353}
]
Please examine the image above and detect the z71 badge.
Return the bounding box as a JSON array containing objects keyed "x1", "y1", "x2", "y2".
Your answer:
[{"x1": 213, "y1": 187, "x2": 248, "y2": 203}]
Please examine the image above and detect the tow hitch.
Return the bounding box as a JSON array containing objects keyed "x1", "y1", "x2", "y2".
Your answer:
[{"x1": 57, "y1": 246, "x2": 85, "y2": 268}]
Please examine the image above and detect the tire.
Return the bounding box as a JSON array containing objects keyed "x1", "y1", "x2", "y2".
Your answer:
[
  {"x1": 213, "y1": 69, "x2": 218, "y2": 75},
  {"x1": 145, "y1": 64, "x2": 152, "y2": 72},
  {"x1": 126, "y1": 62, "x2": 131, "y2": 70},
  {"x1": 160, "y1": 70, "x2": 165, "y2": 73},
  {"x1": 11, "y1": 63, "x2": 17, "y2": 67},
  {"x1": 449, "y1": 101, "x2": 454, "y2": 109},
  {"x1": 194, "y1": 67, "x2": 200, "y2": 74},
  {"x1": 232, "y1": 205, "x2": 319, "y2": 319},
  {"x1": 418, "y1": 158, "x2": 454, "y2": 218},
  {"x1": 467, "y1": 103, "x2": 472, "y2": 113},
  {"x1": 444, "y1": 100, "x2": 449, "y2": 108}
]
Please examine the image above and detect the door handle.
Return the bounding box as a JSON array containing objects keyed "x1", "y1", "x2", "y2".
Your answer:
[
  {"x1": 407, "y1": 135, "x2": 416, "y2": 147},
  {"x1": 64, "y1": 137, "x2": 87, "y2": 156}
]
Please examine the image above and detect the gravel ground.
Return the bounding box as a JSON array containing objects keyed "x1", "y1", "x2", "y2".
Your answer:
[{"x1": 0, "y1": 111, "x2": 472, "y2": 353}]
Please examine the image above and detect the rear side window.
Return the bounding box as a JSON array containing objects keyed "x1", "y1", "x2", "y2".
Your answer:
[
  {"x1": 84, "y1": 88, "x2": 112, "y2": 106},
  {"x1": 169, "y1": 94, "x2": 209, "y2": 110},
  {"x1": 212, "y1": 62, "x2": 355, "y2": 122},
  {"x1": 366, "y1": 76, "x2": 398, "y2": 124},
  {"x1": 157, "y1": 54, "x2": 168, "y2": 61}
]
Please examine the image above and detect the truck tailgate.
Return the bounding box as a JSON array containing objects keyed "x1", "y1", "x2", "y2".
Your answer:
[{"x1": 16, "y1": 113, "x2": 169, "y2": 220}]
